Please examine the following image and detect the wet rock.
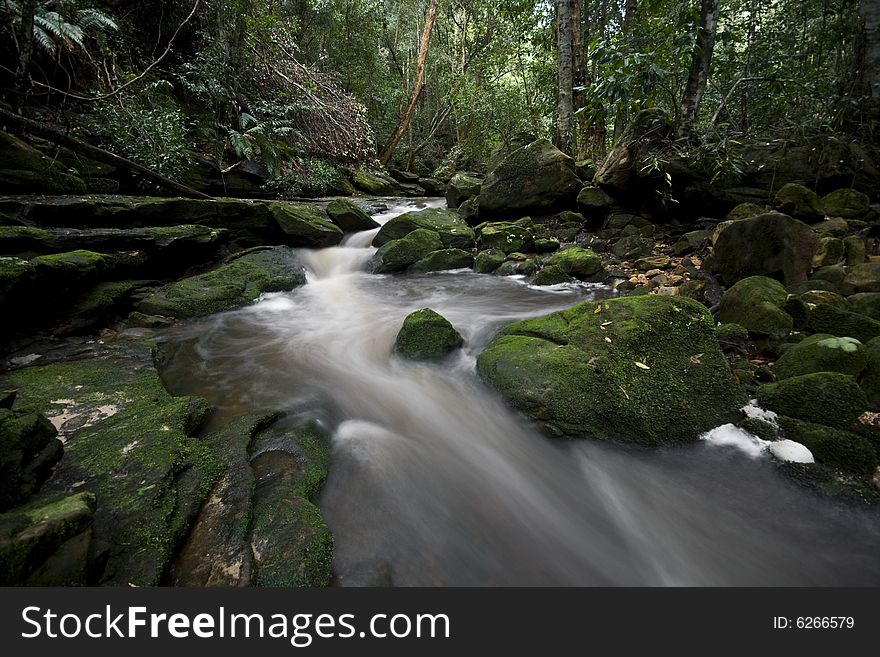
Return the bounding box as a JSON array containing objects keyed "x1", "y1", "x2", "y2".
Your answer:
[
  {"x1": 478, "y1": 139, "x2": 582, "y2": 218},
  {"x1": 773, "y1": 334, "x2": 867, "y2": 380},
  {"x1": 326, "y1": 199, "x2": 380, "y2": 232},
  {"x1": 445, "y1": 173, "x2": 482, "y2": 209},
  {"x1": 776, "y1": 416, "x2": 877, "y2": 475},
  {"x1": 860, "y1": 336, "x2": 880, "y2": 408},
  {"x1": 772, "y1": 183, "x2": 825, "y2": 223},
  {"x1": 139, "y1": 246, "x2": 306, "y2": 318},
  {"x1": 371, "y1": 229, "x2": 443, "y2": 274},
  {"x1": 0, "y1": 345, "x2": 217, "y2": 585},
  {"x1": 532, "y1": 265, "x2": 573, "y2": 286},
  {"x1": 806, "y1": 303, "x2": 880, "y2": 343},
  {"x1": 271, "y1": 205, "x2": 343, "y2": 247},
  {"x1": 611, "y1": 235, "x2": 653, "y2": 260},
  {"x1": 458, "y1": 198, "x2": 480, "y2": 226},
  {"x1": 813, "y1": 217, "x2": 849, "y2": 237},
  {"x1": 543, "y1": 247, "x2": 603, "y2": 280},
  {"x1": 0, "y1": 491, "x2": 97, "y2": 585},
  {"x1": 373, "y1": 208, "x2": 475, "y2": 250},
  {"x1": 477, "y1": 295, "x2": 746, "y2": 445},
  {"x1": 476, "y1": 221, "x2": 535, "y2": 254},
  {"x1": 353, "y1": 170, "x2": 400, "y2": 195},
  {"x1": 0, "y1": 408, "x2": 62, "y2": 511},
  {"x1": 395, "y1": 308, "x2": 463, "y2": 361},
  {"x1": 409, "y1": 249, "x2": 475, "y2": 273},
  {"x1": 757, "y1": 372, "x2": 866, "y2": 429},
  {"x1": 704, "y1": 212, "x2": 816, "y2": 286},
  {"x1": 473, "y1": 249, "x2": 506, "y2": 274},
  {"x1": 717, "y1": 276, "x2": 793, "y2": 344}
]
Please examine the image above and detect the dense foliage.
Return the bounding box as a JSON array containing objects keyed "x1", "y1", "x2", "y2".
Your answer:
[{"x1": 0, "y1": 0, "x2": 875, "y2": 192}]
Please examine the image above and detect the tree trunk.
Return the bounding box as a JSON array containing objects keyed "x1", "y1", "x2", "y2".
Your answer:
[
  {"x1": 612, "y1": 0, "x2": 638, "y2": 142},
  {"x1": 677, "y1": 0, "x2": 720, "y2": 139},
  {"x1": 555, "y1": 0, "x2": 575, "y2": 155},
  {"x1": 379, "y1": 0, "x2": 440, "y2": 166},
  {"x1": 571, "y1": 0, "x2": 587, "y2": 158},
  {"x1": 860, "y1": 0, "x2": 880, "y2": 132},
  {"x1": 0, "y1": 108, "x2": 211, "y2": 199},
  {"x1": 15, "y1": 0, "x2": 37, "y2": 99}
]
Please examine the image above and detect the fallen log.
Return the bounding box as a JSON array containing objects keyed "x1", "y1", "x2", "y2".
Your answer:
[{"x1": 0, "y1": 107, "x2": 212, "y2": 200}]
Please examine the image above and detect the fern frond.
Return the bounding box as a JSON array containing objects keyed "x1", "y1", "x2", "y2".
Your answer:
[
  {"x1": 76, "y1": 8, "x2": 118, "y2": 32},
  {"x1": 32, "y1": 25, "x2": 56, "y2": 54}
]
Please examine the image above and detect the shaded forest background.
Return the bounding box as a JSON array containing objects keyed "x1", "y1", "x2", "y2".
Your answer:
[{"x1": 1, "y1": 0, "x2": 878, "y2": 199}]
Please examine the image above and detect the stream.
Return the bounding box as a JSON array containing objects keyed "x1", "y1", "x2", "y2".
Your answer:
[{"x1": 160, "y1": 198, "x2": 880, "y2": 586}]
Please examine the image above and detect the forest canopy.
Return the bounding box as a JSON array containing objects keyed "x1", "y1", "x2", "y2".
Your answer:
[{"x1": 0, "y1": 0, "x2": 877, "y2": 196}]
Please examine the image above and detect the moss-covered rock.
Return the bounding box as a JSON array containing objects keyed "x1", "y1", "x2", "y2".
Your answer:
[
  {"x1": 756, "y1": 372, "x2": 867, "y2": 429},
  {"x1": 445, "y1": 172, "x2": 482, "y2": 209},
  {"x1": 844, "y1": 236, "x2": 867, "y2": 266},
  {"x1": 477, "y1": 222, "x2": 535, "y2": 254},
  {"x1": 859, "y1": 335, "x2": 880, "y2": 410},
  {"x1": 476, "y1": 295, "x2": 746, "y2": 445},
  {"x1": 801, "y1": 290, "x2": 846, "y2": 307},
  {"x1": 840, "y1": 263, "x2": 880, "y2": 295},
  {"x1": 373, "y1": 208, "x2": 475, "y2": 250},
  {"x1": 812, "y1": 237, "x2": 845, "y2": 268},
  {"x1": 458, "y1": 197, "x2": 480, "y2": 226},
  {"x1": 139, "y1": 246, "x2": 306, "y2": 318},
  {"x1": 773, "y1": 183, "x2": 825, "y2": 222},
  {"x1": 325, "y1": 199, "x2": 380, "y2": 232},
  {"x1": 395, "y1": 308, "x2": 464, "y2": 361},
  {"x1": 473, "y1": 249, "x2": 506, "y2": 274},
  {"x1": 249, "y1": 422, "x2": 333, "y2": 587},
  {"x1": 543, "y1": 246, "x2": 603, "y2": 280},
  {"x1": 822, "y1": 188, "x2": 870, "y2": 219},
  {"x1": 0, "y1": 491, "x2": 96, "y2": 585},
  {"x1": 726, "y1": 202, "x2": 765, "y2": 221},
  {"x1": 845, "y1": 292, "x2": 880, "y2": 321},
  {"x1": 576, "y1": 185, "x2": 619, "y2": 216},
  {"x1": 705, "y1": 212, "x2": 817, "y2": 286},
  {"x1": 773, "y1": 334, "x2": 867, "y2": 380},
  {"x1": 777, "y1": 416, "x2": 878, "y2": 475},
  {"x1": 408, "y1": 248, "x2": 475, "y2": 273},
  {"x1": 806, "y1": 303, "x2": 880, "y2": 343},
  {"x1": 812, "y1": 217, "x2": 850, "y2": 237},
  {"x1": 611, "y1": 235, "x2": 653, "y2": 260},
  {"x1": 716, "y1": 323, "x2": 749, "y2": 343},
  {"x1": 371, "y1": 229, "x2": 443, "y2": 274},
  {"x1": 810, "y1": 265, "x2": 847, "y2": 289},
  {"x1": 0, "y1": 409, "x2": 62, "y2": 511},
  {"x1": 479, "y1": 139, "x2": 582, "y2": 217},
  {"x1": 718, "y1": 276, "x2": 793, "y2": 343},
  {"x1": 57, "y1": 280, "x2": 145, "y2": 336},
  {"x1": 353, "y1": 169, "x2": 399, "y2": 195},
  {"x1": 0, "y1": 348, "x2": 217, "y2": 585},
  {"x1": 534, "y1": 238, "x2": 561, "y2": 253},
  {"x1": 671, "y1": 230, "x2": 710, "y2": 256},
  {"x1": 268, "y1": 203, "x2": 343, "y2": 247},
  {"x1": 0, "y1": 131, "x2": 87, "y2": 194}
]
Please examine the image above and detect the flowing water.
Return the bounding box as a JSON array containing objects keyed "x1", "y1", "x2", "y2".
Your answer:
[{"x1": 161, "y1": 199, "x2": 880, "y2": 586}]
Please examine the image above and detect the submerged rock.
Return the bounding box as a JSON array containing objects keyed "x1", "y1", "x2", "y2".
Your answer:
[
  {"x1": 476, "y1": 295, "x2": 746, "y2": 445},
  {"x1": 139, "y1": 246, "x2": 306, "y2": 318},
  {"x1": 395, "y1": 308, "x2": 464, "y2": 361}
]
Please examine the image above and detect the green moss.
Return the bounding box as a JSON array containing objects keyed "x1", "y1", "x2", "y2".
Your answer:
[
  {"x1": 773, "y1": 334, "x2": 867, "y2": 380},
  {"x1": 473, "y1": 249, "x2": 506, "y2": 274},
  {"x1": 801, "y1": 290, "x2": 846, "y2": 307},
  {"x1": 395, "y1": 308, "x2": 464, "y2": 361},
  {"x1": 860, "y1": 336, "x2": 880, "y2": 409},
  {"x1": 807, "y1": 303, "x2": 880, "y2": 343},
  {"x1": 477, "y1": 295, "x2": 747, "y2": 445},
  {"x1": 716, "y1": 322, "x2": 750, "y2": 343},
  {"x1": 726, "y1": 203, "x2": 765, "y2": 221},
  {"x1": 267, "y1": 202, "x2": 343, "y2": 248},
  {"x1": 544, "y1": 246, "x2": 603, "y2": 280},
  {"x1": 409, "y1": 248, "x2": 475, "y2": 273},
  {"x1": 533, "y1": 264, "x2": 573, "y2": 286},
  {"x1": 773, "y1": 182, "x2": 824, "y2": 221},
  {"x1": 739, "y1": 416, "x2": 780, "y2": 441},
  {"x1": 325, "y1": 199, "x2": 379, "y2": 232},
  {"x1": 372, "y1": 229, "x2": 443, "y2": 274},
  {"x1": 1, "y1": 354, "x2": 218, "y2": 586},
  {"x1": 822, "y1": 188, "x2": 870, "y2": 219},
  {"x1": 31, "y1": 249, "x2": 110, "y2": 275},
  {"x1": 718, "y1": 276, "x2": 793, "y2": 342},
  {"x1": 756, "y1": 372, "x2": 866, "y2": 429},
  {"x1": 477, "y1": 222, "x2": 535, "y2": 254},
  {"x1": 777, "y1": 416, "x2": 878, "y2": 475},
  {"x1": 139, "y1": 246, "x2": 306, "y2": 318},
  {"x1": 373, "y1": 208, "x2": 475, "y2": 250},
  {"x1": 846, "y1": 293, "x2": 880, "y2": 321}
]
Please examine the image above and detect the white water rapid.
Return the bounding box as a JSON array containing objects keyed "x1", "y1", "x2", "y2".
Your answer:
[{"x1": 161, "y1": 199, "x2": 880, "y2": 586}]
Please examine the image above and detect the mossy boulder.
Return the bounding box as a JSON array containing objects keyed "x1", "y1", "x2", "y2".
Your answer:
[
  {"x1": 373, "y1": 208, "x2": 475, "y2": 250},
  {"x1": 773, "y1": 183, "x2": 825, "y2": 222},
  {"x1": 777, "y1": 417, "x2": 877, "y2": 475},
  {"x1": 532, "y1": 264, "x2": 573, "y2": 286},
  {"x1": 139, "y1": 246, "x2": 306, "y2": 318},
  {"x1": 543, "y1": 247, "x2": 603, "y2": 280},
  {"x1": 846, "y1": 292, "x2": 880, "y2": 321},
  {"x1": 445, "y1": 173, "x2": 482, "y2": 208},
  {"x1": 705, "y1": 212, "x2": 817, "y2": 286},
  {"x1": 813, "y1": 217, "x2": 850, "y2": 237},
  {"x1": 269, "y1": 203, "x2": 343, "y2": 247},
  {"x1": 840, "y1": 263, "x2": 880, "y2": 295},
  {"x1": 534, "y1": 238, "x2": 561, "y2": 253},
  {"x1": 726, "y1": 202, "x2": 765, "y2": 221},
  {"x1": 477, "y1": 222, "x2": 535, "y2": 254},
  {"x1": 371, "y1": 228, "x2": 443, "y2": 274},
  {"x1": 0, "y1": 348, "x2": 218, "y2": 585},
  {"x1": 473, "y1": 249, "x2": 506, "y2": 274},
  {"x1": 773, "y1": 334, "x2": 867, "y2": 380},
  {"x1": 812, "y1": 237, "x2": 845, "y2": 268},
  {"x1": 57, "y1": 280, "x2": 145, "y2": 336},
  {"x1": 458, "y1": 197, "x2": 480, "y2": 225},
  {"x1": 409, "y1": 248, "x2": 475, "y2": 273},
  {"x1": 611, "y1": 235, "x2": 653, "y2": 260},
  {"x1": 249, "y1": 422, "x2": 333, "y2": 587},
  {"x1": 395, "y1": 308, "x2": 464, "y2": 361},
  {"x1": 0, "y1": 409, "x2": 62, "y2": 511},
  {"x1": 576, "y1": 185, "x2": 619, "y2": 216},
  {"x1": 671, "y1": 230, "x2": 710, "y2": 256},
  {"x1": 801, "y1": 290, "x2": 846, "y2": 307},
  {"x1": 479, "y1": 139, "x2": 582, "y2": 217},
  {"x1": 0, "y1": 131, "x2": 87, "y2": 194},
  {"x1": 806, "y1": 303, "x2": 880, "y2": 343},
  {"x1": 860, "y1": 336, "x2": 880, "y2": 409},
  {"x1": 717, "y1": 276, "x2": 793, "y2": 343},
  {"x1": 0, "y1": 491, "x2": 96, "y2": 585},
  {"x1": 353, "y1": 170, "x2": 399, "y2": 195},
  {"x1": 757, "y1": 372, "x2": 867, "y2": 429},
  {"x1": 476, "y1": 295, "x2": 746, "y2": 445},
  {"x1": 822, "y1": 188, "x2": 870, "y2": 219},
  {"x1": 325, "y1": 199, "x2": 380, "y2": 232},
  {"x1": 716, "y1": 323, "x2": 749, "y2": 344}
]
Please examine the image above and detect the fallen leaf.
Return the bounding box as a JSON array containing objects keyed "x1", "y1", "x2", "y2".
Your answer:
[
  {"x1": 594, "y1": 305, "x2": 602, "y2": 314},
  {"x1": 604, "y1": 337, "x2": 612, "y2": 343},
  {"x1": 600, "y1": 321, "x2": 613, "y2": 327},
  {"x1": 635, "y1": 361, "x2": 650, "y2": 370},
  {"x1": 618, "y1": 385, "x2": 630, "y2": 400}
]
